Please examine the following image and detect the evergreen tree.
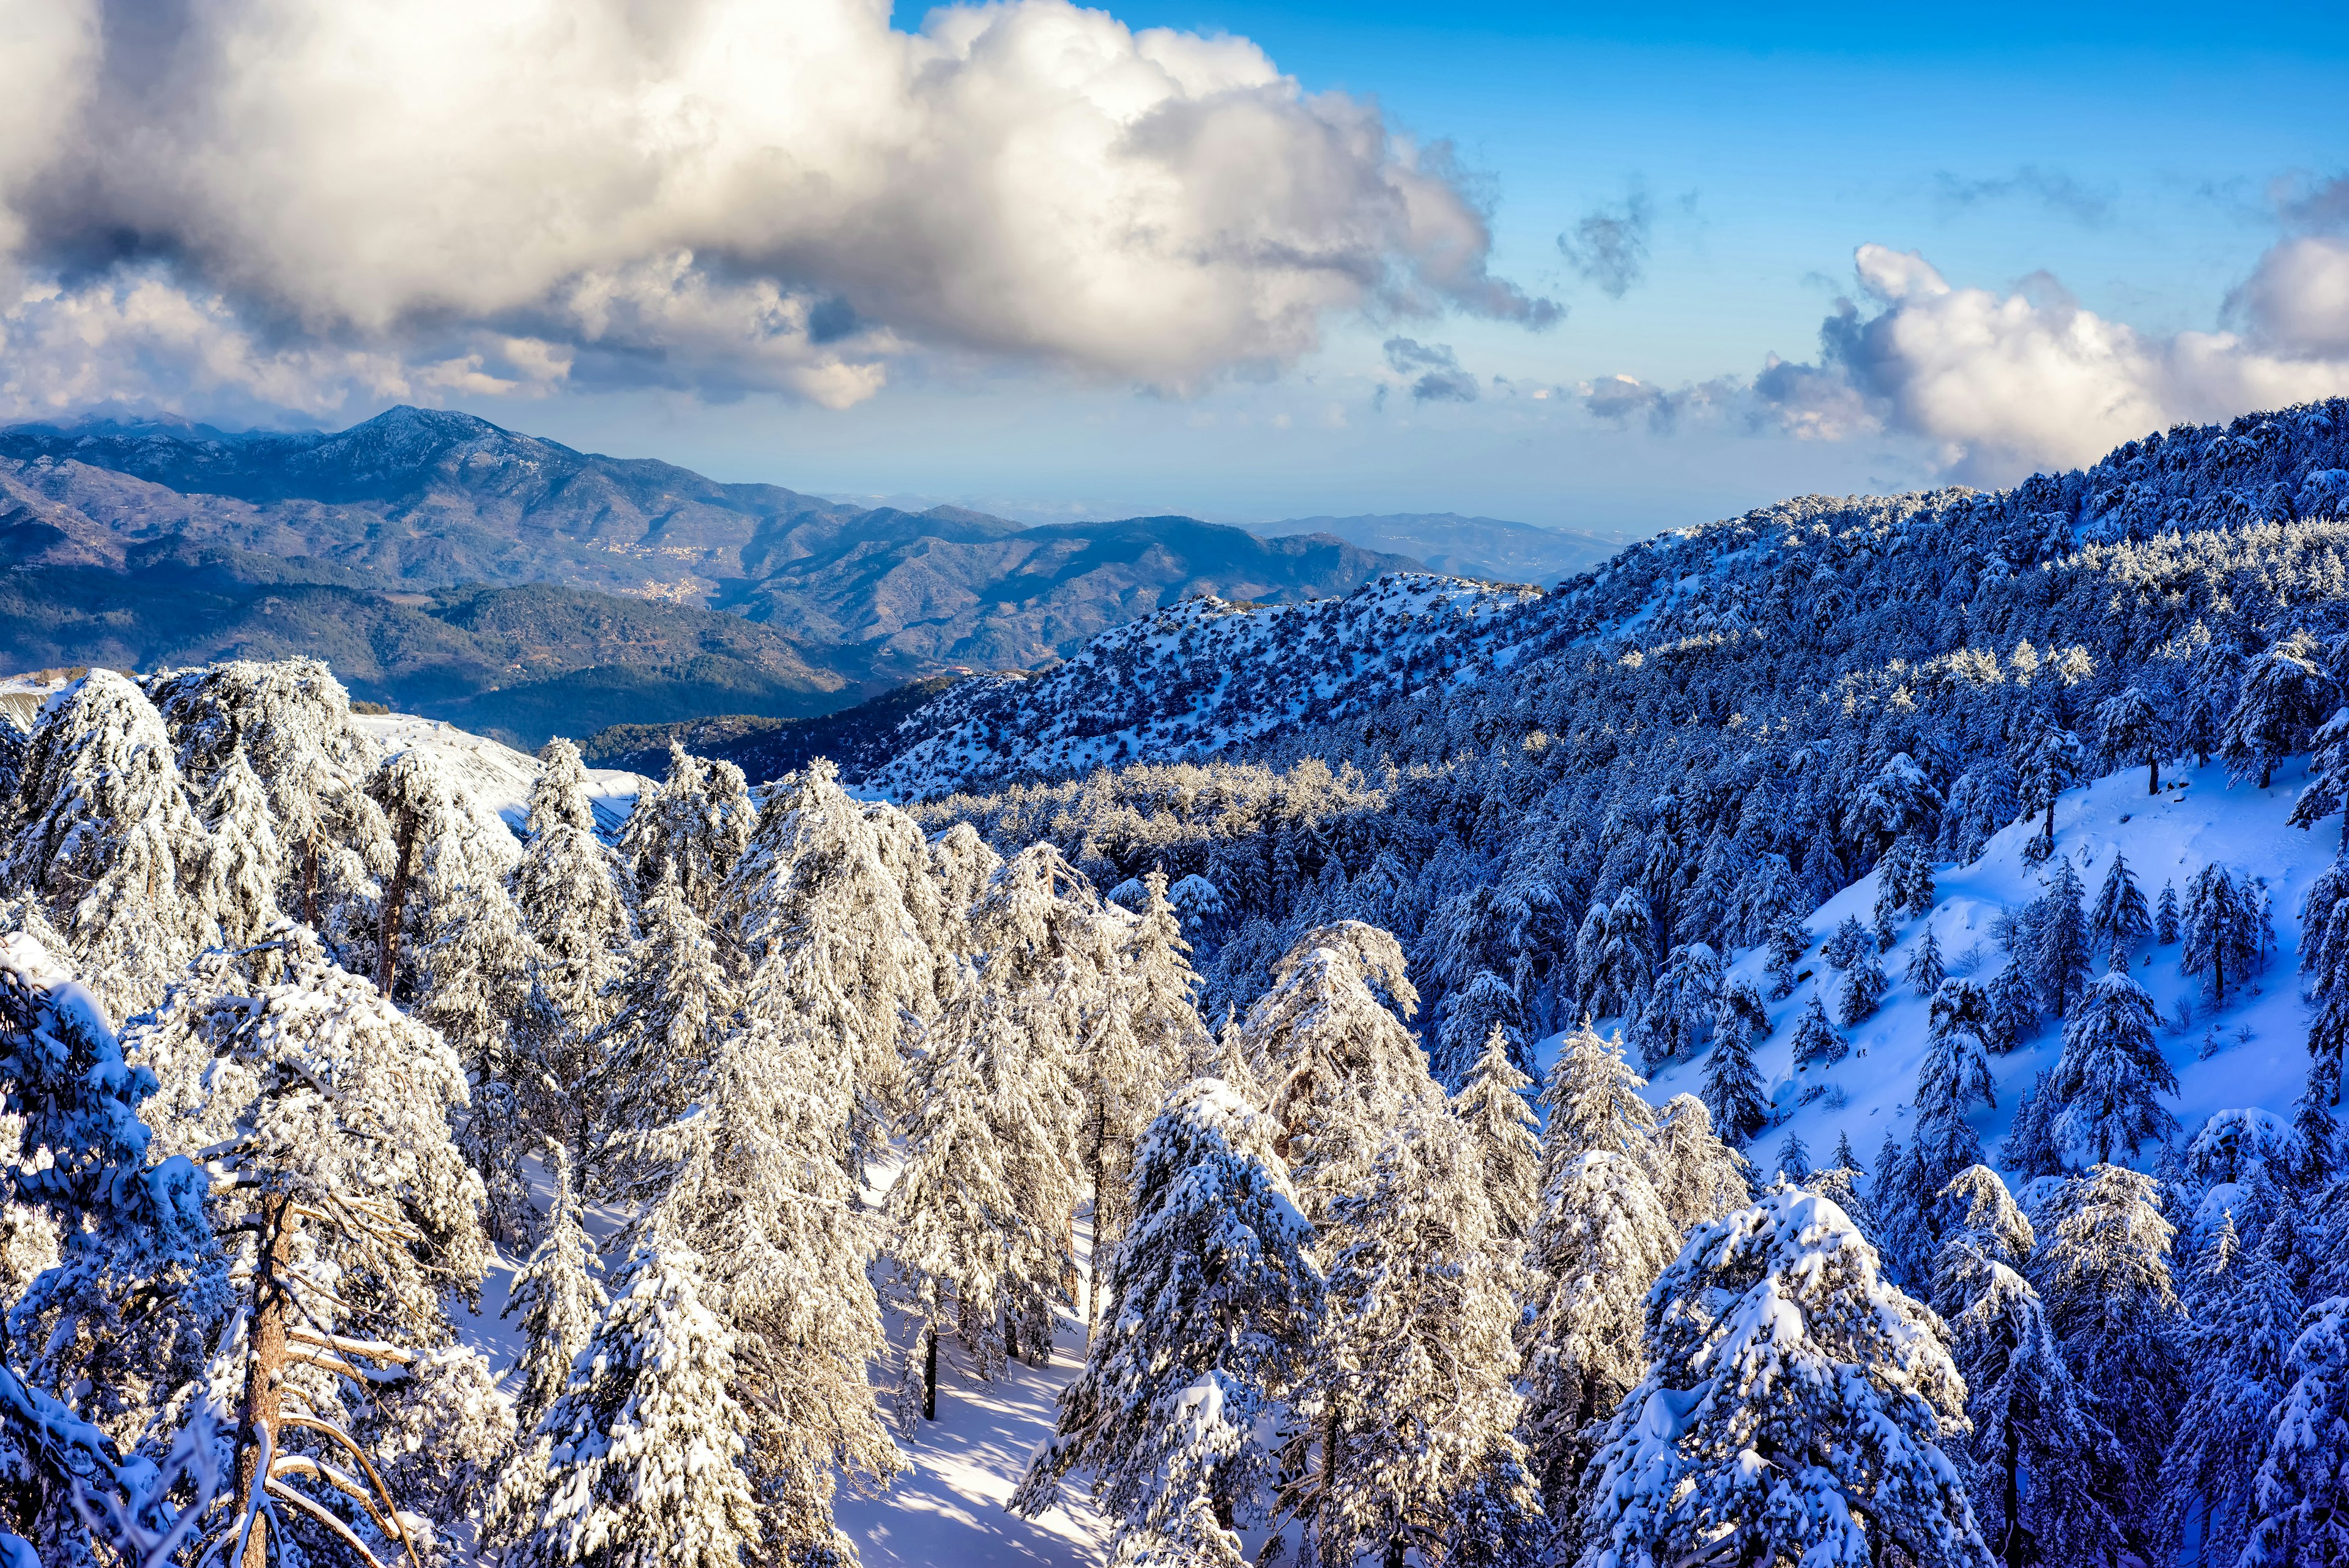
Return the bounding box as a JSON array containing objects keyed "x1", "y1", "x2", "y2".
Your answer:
[
  {"x1": 1832, "y1": 1129, "x2": 1862, "y2": 1172},
  {"x1": 2000, "y1": 1071, "x2": 2068, "y2": 1180},
  {"x1": 2016, "y1": 713, "x2": 2085, "y2": 861},
  {"x1": 615, "y1": 741, "x2": 754, "y2": 919},
  {"x1": 1873, "y1": 833, "x2": 1936, "y2": 945},
  {"x1": 1437, "y1": 968, "x2": 1526, "y2": 1088},
  {"x1": 2088, "y1": 849, "x2": 2152, "y2": 969},
  {"x1": 2222, "y1": 630, "x2": 2335, "y2": 789},
  {"x1": 2156, "y1": 1214, "x2": 2303, "y2": 1566},
  {"x1": 590, "y1": 869, "x2": 737, "y2": 1193},
  {"x1": 1906, "y1": 923, "x2": 1947, "y2": 995},
  {"x1": 1699, "y1": 1011, "x2": 1770, "y2": 1148},
  {"x1": 1520, "y1": 1148, "x2": 1677, "y2": 1530},
  {"x1": 501, "y1": 1237, "x2": 760, "y2": 1568},
  {"x1": 2299, "y1": 860, "x2": 2349, "y2": 1105},
  {"x1": 2182, "y1": 862, "x2": 2262, "y2": 1008},
  {"x1": 2, "y1": 670, "x2": 220, "y2": 1018},
  {"x1": 1012, "y1": 1081, "x2": 1319, "y2": 1565},
  {"x1": 1946, "y1": 1259, "x2": 2123, "y2": 1568},
  {"x1": 1928, "y1": 1165, "x2": 2034, "y2": 1316},
  {"x1": 1763, "y1": 914, "x2": 1810, "y2": 1000},
  {"x1": 199, "y1": 748, "x2": 284, "y2": 947},
  {"x1": 1822, "y1": 915, "x2": 1871, "y2": 970},
  {"x1": 1284, "y1": 1102, "x2": 1538, "y2": 1568},
  {"x1": 2026, "y1": 856, "x2": 2094, "y2": 1017},
  {"x1": 2288, "y1": 705, "x2": 2349, "y2": 850},
  {"x1": 2158, "y1": 877, "x2": 2182, "y2": 943},
  {"x1": 1790, "y1": 990, "x2": 1847, "y2": 1069},
  {"x1": 1773, "y1": 1128, "x2": 1811, "y2": 1181},
  {"x1": 2097, "y1": 685, "x2": 2166, "y2": 795},
  {"x1": 514, "y1": 739, "x2": 634, "y2": 1104},
  {"x1": 1575, "y1": 1182, "x2": 1991, "y2": 1568},
  {"x1": 2046, "y1": 970, "x2": 2178, "y2": 1165},
  {"x1": 1244, "y1": 921, "x2": 1441, "y2": 1217},
  {"x1": 1453, "y1": 1026, "x2": 1542, "y2": 1240},
  {"x1": 1536, "y1": 1018, "x2": 1659, "y2": 1185},
  {"x1": 1631, "y1": 940, "x2": 1720, "y2": 1069},
  {"x1": 1124, "y1": 868, "x2": 1214, "y2": 1082},
  {"x1": 1573, "y1": 888, "x2": 1653, "y2": 1022},
  {"x1": 1984, "y1": 960, "x2": 2041, "y2": 1051},
  {"x1": 1837, "y1": 943, "x2": 1887, "y2": 1027},
  {"x1": 2236, "y1": 1294, "x2": 2349, "y2": 1568},
  {"x1": 505, "y1": 1142, "x2": 608, "y2": 1437},
  {"x1": 1651, "y1": 1094, "x2": 1753, "y2": 1235},
  {"x1": 2030, "y1": 1165, "x2": 2186, "y2": 1558},
  {"x1": 130, "y1": 931, "x2": 510, "y2": 1562}
]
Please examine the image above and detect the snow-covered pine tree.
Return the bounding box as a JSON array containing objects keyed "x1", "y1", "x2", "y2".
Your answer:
[
  {"x1": 589, "y1": 869, "x2": 737, "y2": 1197},
  {"x1": 2097, "y1": 685, "x2": 2166, "y2": 795},
  {"x1": 129, "y1": 929, "x2": 510, "y2": 1564},
  {"x1": 1573, "y1": 888, "x2": 1653, "y2": 1022},
  {"x1": 2182, "y1": 861, "x2": 2262, "y2": 1008},
  {"x1": 1906, "y1": 924, "x2": 1947, "y2": 995},
  {"x1": 1873, "y1": 833, "x2": 1936, "y2": 944},
  {"x1": 1573, "y1": 1181, "x2": 1991, "y2": 1568},
  {"x1": 721, "y1": 759, "x2": 944, "y2": 1169},
  {"x1": 1699, "y1": 1011, "x2": 1769, "y2": 1148},
  {"x1": 1927, "y1": 1165, "x2": 2033, "y2": 1316},
  {"x1": 1772, "y1": 1128, "x2": 1811, "y2": 1181},
  {"x1": 1999, "y1": 1071, "x2": 2068, "y2": 1180},
  {"x1": 614, "y1": 741, "x2": 755, "y2": 920},
  {"x1": 1535, "y1": 1017, "x2": 1659, "y2": 1181},
  {"x1": 2046, "y1": 970, "x2": 2178, "y2": 1165},
  {"x1": 1012, "y1": 1080, "x2": 1319, "y2": 1565},
  {"x1": 629, "y1": 1011, "x2": 902, "y2": 1556},
  {"x1": 1125, "y1": 867, "x2": 1215, "y2": 1084},
  {"x1": 2235, "y1": 1293, "x2": 2349, "y2": 1568},
  {"x1": 1984, "y1": 960, "x2": 2039, "y2": 1050},
  {"x1": 1822, "y1": 915, "x2": 1871, "y2": 970},
  {"x1": 1632, "y1": 940, "x2": 1720, "y2": 1069},
  {"x1": 513, "y1": 739, "x2": 634, "y2": 1102},
  {"x1": 1945, "y1": 1255, "x2": 2122, "y2": 1568},
  {"x1": 1284, "y1": 1101, "x2": 1540, "y2": 1568},
  {"x1": 1789, "y1": 990, "x2": 1847, "y2": 1069},
  {"x1": 1242, "y1": 921, "x2": 1441, "y2": 1217},
  {"x1": 1, "y1": 671, "x2": 221, "y2": 1018},
  {"x1": 2158, "y1": 877, "x2": 2182, "y2": 943},
  {"x1": 1519, "y1": 1146, "x2": 1677, "y2": 1531},
  {"x1": 366, "y1": 745, "x2": 516, "y2": 1000},
  {"x1": 2300, "y1": 860, "x2": 2349, "y2": 1104},
  {"x1": 2027, "y1": 855, "x2": 2093, "y2": 1016},
  {"x1": 2015, "y1": 712, "x2": 2085, "y2": 862},
  {"x1": 500, "y1": 1234, "x2": 760, "y2": 1568},
  {"x1": 2029, "y1": 1164, "x2": 2186, "y2": 1558},
  {"x1": 2089, "y1": 850, "x2": 2152, "y2": 969},
  {"x1": 2289, "y1": 705, "x2": 2349, "y2": 850},
  {"x1": 1837, "y1": 942, "x2": 1887, "y2": 1027},
  {"x1": 1762, "y1": 914, "x2": 1809, "y2": 1000},
  {"x1": 1454, "y1": 1026, "x2": 1541, "y2": 1240},
  {"x1": 2222, "y1": 630, "x2": 2335, "y2": 789},
  {"x1": 2155, "y1": 1213, "x2": 2304, "y2": 1566},
  {"x1": 1437, "y1": 967, "x2": 1525, "y2": 1088},
  {"x1": 0, "y1": 935, "x2": 230, "y2": 1553},
  {"x1": 504, "y1": 1142, "x2": 607, "y2": 1438},
  {"x1": 200, "y1": 749, "x2": 285, "y2": 947},
  {"x1": 1652, "y1": 1093, "x2": 1753, "y2": 1235}
]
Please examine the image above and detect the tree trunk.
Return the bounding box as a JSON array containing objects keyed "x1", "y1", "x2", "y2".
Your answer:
[
  {"x1": 2041, "y1": 797, "x2": 2056, "y2": 855},
  {"x1": 2147, "y1": 756, "x2": 2159, "y2": 796},
  {"x1": 376, "y1": 803, "x2": 420, "y2": 997},
  {"x1": 922, "y1": 1325, "x2": 938, "y2": 1421},
  {"x1": 2260, "y1": 758, "x2": 2274, "y2": 790},
  {"x1": 2000, "y1": 1418, "x2": 2023, "y2": 1568},
  {"x1": 2213, "y1": 952, "x2": 2225, "y2": 1008},
  {"x1": 301, "y1": 832, "x2": 319, "y2": 930},
  {"x1": 235, "y1": 1193, "x2": 294, "y2": 1568}
]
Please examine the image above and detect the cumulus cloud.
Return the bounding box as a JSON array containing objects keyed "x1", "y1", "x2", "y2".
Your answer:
[
  {"x1": 1578, "y1": 373, "x2": 1738, "y2": 433},
  {"x1": 1557, "y1": 191, "x2": 1652, "y2": 298},
  {"x1": 1381, "y1": 337, "x2": 1479, "y2": 403},
  {"x1": 1745, "y1": 242, "x2": 2349, "y2": 480},
  {"x1": 0, "y1": 0, "x2": 1552, "y2": 420}
]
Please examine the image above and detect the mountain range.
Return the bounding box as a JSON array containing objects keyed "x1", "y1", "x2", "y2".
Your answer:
[
  {"x1": 0, "y1": 407, "x2": 1492, "y2": 745},
  {"x1": 1255, "y1": 513, "x2": 1622, "y2": 584}
]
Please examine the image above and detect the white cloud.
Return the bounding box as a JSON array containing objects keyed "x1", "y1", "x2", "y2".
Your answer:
[
  {"x1": 1748, "y1": 242, "x2": 2349, "y2": 481},
  {"x1": 0, "y1": 0, "x2": 1550, "y2": 420}
]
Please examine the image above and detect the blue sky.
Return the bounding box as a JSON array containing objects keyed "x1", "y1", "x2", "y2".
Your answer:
[{"x1": 10, "y1": 0, "x2": 2348, "y2": 533}]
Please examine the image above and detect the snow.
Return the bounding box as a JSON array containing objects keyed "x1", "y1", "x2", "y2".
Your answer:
[
  {"x1": 355, "y1": 712, "x2": 646, "y2": 842},
  {"x1": 1572, "y1": 756, "x2": 2341, "y2": 1181}
]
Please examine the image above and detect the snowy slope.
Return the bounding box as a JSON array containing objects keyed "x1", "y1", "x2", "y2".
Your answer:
[
  {"x1": 869, "y1": 574, "x2": 1541, "y2": 798},
  {"x1": 357, "y1": 712, "x2": 647, "y2": 841},
  {"x1": 1629, "y1": 757, "x2": 2336, "y2": 1183}
]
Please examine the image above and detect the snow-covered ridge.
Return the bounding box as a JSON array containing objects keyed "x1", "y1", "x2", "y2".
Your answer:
[
  {"x1": 870, "y1": 573, "x2": 1541, "y2": 797},
  {"x1": 355, "y1": 711, "x2": 645, "y2": 841}
]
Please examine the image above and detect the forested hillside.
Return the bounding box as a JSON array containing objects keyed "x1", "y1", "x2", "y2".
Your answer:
[{"x1": 8, "y1": 402, "x2": 2349, "y2": 1568}]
